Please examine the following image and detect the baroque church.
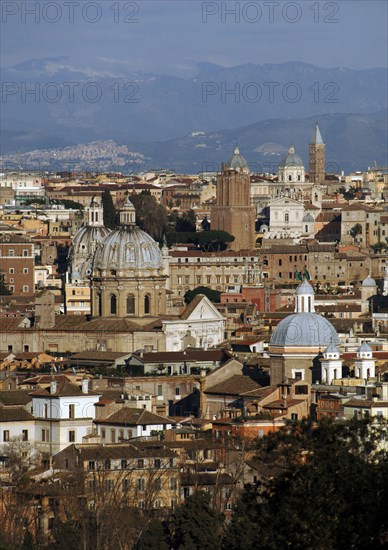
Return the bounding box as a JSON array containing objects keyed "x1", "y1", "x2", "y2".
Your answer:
[{"x1": 9, "y1": 197, "x2": 226, "y2": 355}]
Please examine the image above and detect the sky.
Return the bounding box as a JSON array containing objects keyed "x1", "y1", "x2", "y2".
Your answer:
[{"x1": 1, "y1": 0, "x2": 387, "y2": 76}]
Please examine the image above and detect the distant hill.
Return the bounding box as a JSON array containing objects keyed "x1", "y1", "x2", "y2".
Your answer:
[
  {"x1": 1, "y1": 110, "x2": 386, "y2": 174},
  {"x1": 1, "y1": 58, "x2": 387, "y2": 149}
]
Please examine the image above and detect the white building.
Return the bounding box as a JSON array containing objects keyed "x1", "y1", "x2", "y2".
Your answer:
[
  {"x1": 163, "y1": 294, "x2": 225, "y2": 351},
  {"x1": 31, "y1": 378, "x2": 102, "y2": 456},
  {"x1": 94, "y1": 407, "x2": 173, "y2": 440}
]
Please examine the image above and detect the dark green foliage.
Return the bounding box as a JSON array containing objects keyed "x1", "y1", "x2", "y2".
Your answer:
[
  {"x1": 349, "y1": 223, "x2": 363, "y2": 240},
  {"x1": 184, "y1": 286, "x2": 221, "y2": 304},
  {"x1": 20, "y1": 531, "x2": 36, "y2": 550},
  {"x1": 225, "y1": 418, "x2": 388, "y2": 550},
  {"x1": 0, "y1": 274, "x2": 11, "y2": 295},
  {"x1": 171, "y1": 492, "x2": 224, "y2": 550},
  {"x1": 136, "y1": 519, "x2": 170, "y2": 550},
  {"x1": 129, "y1": 191, "x2": 168, "y2": 241},
  {"x1": 101, "y1": 189, "x2": 119, "y2": 229},
  {"x1": 167, "y1": 230, "x2": 234, "y2": 251},
  {"x1": 175, "y1": 210, "x2": 196, "y2": 232},
  {"x1": 338, "y1": 185, "x2": 358, "y2": 200},
  {"x1": 48, "y1": 520, "x2": 83, "y2": 550},
  {"x1": 51, "y1": 199, "x2": 84, "y2": 210}
]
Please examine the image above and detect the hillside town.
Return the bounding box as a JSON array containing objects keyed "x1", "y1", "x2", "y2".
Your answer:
[{"x1": 0, "y1": 124, "x2": 387, "y2": 548}]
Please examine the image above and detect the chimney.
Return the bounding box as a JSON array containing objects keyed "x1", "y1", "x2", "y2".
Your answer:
[
  {"x1": 50, "y1": 379, "x2": 57, "y2": 394},
  {"x1": 82, "y1": 377, "x2": 89, "y2": 394}
]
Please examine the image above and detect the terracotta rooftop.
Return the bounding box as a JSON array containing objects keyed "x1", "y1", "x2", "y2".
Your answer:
[
  {"x1": 95, "y1": 407, "x2": 173, "y2": 426},
  {"x1": 205, "y1": 375, "x2": 261, "y2": 396}
]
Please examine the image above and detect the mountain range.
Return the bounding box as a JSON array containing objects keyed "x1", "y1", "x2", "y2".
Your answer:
[{"x1": 1, "y1": 58, "x2": 387, "y2": 172}]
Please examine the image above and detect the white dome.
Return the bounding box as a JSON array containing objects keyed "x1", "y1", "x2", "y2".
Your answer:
[
  {"x1": 226, "y1": 147, "x2": 249, "y2": 172},
  {"x1": 93, "y1": 226, "x2": 163, "y2": 272},
  {"x1": 270, "y1": 312, "x2": 339, "y2": 348},
  {"x1": 279, "y1": 146, "x2": 304, "y2": 169},
  {"x1": 362, "y1": 276, "x2": 377, "y2": 287},
  {"x1": 72, "y1": 225, "x2": 110, "y2": 251}
]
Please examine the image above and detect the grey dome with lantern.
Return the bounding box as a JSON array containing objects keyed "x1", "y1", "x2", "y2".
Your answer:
[
  {"x1": 69, "y1": 198, "x2": 110, "y2": 283},
  {"x1": 270, "y1": 279, "x2": 339, "y2": 348},
  {"x1": 92, "y1": 198, "x2": 163, "y2": 273},
  {"x1": 226, "y1": 146, "x2": 249, "y2": 172},
  {"x1": 279, "y1": 145, "x2": 304, "y2": 169}
]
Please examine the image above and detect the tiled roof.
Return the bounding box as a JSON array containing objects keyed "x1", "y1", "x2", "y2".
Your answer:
[
  {"x1": 31, "y1": 382, "x2": 101, "y2": 398},
  {"x1": 181, "y1": 472, "x2": 234, "y2": 486},
  {"x1": 133, "y1": 350, "x2": 229, "y2": 364},
  {"x1": 0, "y1": 407, "x2": 35, "y2": 422},
  {"x1": 0, "y1": 390, "x2": 32, "y2": 405},
  {"x1": 205, "y1": 375, "x2": 261, "y2": 396},
  {"x1": 63, "y1": 443, "x2": 177, "y2": 461},
  {"x1": 95, "y1": 407, "x2": 173, "y2": 426}
]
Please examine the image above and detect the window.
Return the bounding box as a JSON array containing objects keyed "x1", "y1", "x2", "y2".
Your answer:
[
  {"x1": 24, "y1": 345, "x2": 29, "y2": 352},
  {"x1": 88, "y1": 461, "x2": 95, "y2": 471},
  {"x1": 104, "y1": 479, "x2": 114, "y2": 491},
  {"x1": 285, "y1": 213, "x2": 289, "y2": 223},
  {"x1": 3, "y1": 430, "x2": 10, "y2": 442},
  {"x1": 68, "y1": 430, "x2": 75, "y2": 443},
  {"x1": 121, "y1": 459, "x2": 128, "y2": 469},
  {"x1": 144, "y1": 294, "x2": 150, "y2": 314},
  {"x1": 126, "y1": 294, "x2": 135, "y2": 315},
  {"x1": 137, "y1": 478, "x2": 145, "y2": 491},
  {"x1": 291, "y1": 413, "x2": 298, "y2": 420},
  {"x1": 278, "y1": 259, "x2": 282, "y2": 266},
  {"x1": 8, "y1": 249, "x2": 14, "y2": 257},
  {"x1": 154, "y1": 479, "x2": 162, "y2": 491},
  {"x1": 111, "y1": 429, "x2": 116, "y2": 443},
  {"x1": 122, "y1": 479, "x2": 130, "y2": 492},
  {"x1": 119, "y1": 429, "x2": 124, "y2": 441},
  {"x1": 154, "y1": 459, "x2": 161, "y2": 469},
  {"x1": 104, "y1": 459, "x2": 111, "y2": 470},
  {"x1": 9, "y1": 268, "x2": 14, "y2": 274},
  {"x1": 110, "y1": 294, "x2": 117, "y2": 315},
  {"x1": 137, "y1": 459, "x2": 144, "y2": 468},
  {"x1": 48, "y1": 517, "x2": 55, "y2": 531},
  {"x1": 157, "y1": 385, "x2": 162, "y2": 397},
  {"x1": 23, "y1": 268, "x2": 28, "y2": 274},
  {"x1": 23, "y1": 249, "x2": 28, "y2": 257},
  {"x1": 41, "y1": 429, "x2": 49, "y2": 442},
  {"x1": 101, "y1": 428, "x2": 106, "y2": 439},
  {"x1": 175, "y1": 386, "x2": 180, "y2": 397},
  {"x1": 69, "y1": 404, "x2": 75, "y2": 419},
  {"x1": 23, "y1": 285, "x2": 29, "y2": 293},
  {"x1": 22, "y1": 429, "x2": 28, "y2": 441},
  {"x1": 170, "y1": 477, "x2": 177, "y2": 490}
]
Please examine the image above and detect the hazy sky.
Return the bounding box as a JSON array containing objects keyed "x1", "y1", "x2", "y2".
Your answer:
[{"x1": 1, "y1": 1, "x2": 387, "y2": 75}]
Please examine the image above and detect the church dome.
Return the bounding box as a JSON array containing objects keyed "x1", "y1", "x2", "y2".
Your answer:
[
  {"x1": 93, "y1": 226, "x2": 163, "y2": 272},
  {"x1": 270, "y1": 312, "x2": 339, "y2": 348},
  {"x1": 72, "y1": 225, "x2": 110, "y2": 253},
  {"x1": 226, "y1": 146, "x2": 249, "y2": 172},
  {"x1": 362, "y1": 276, "x2": 377, "y2": 287},
  {"x1": 279, "y1": 146, "x2": 304, "y2": 169}
]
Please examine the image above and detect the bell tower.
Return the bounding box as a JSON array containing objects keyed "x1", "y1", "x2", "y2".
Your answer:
[
  {"x1": 212, "y1": 147, "x2": 256, "y2": 251},
  {"x1": 309, "y1": 123, "x2": 325, "y2": 184}
]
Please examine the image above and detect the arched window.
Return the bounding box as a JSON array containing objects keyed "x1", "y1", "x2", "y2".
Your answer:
[
  {"x1": 126, "y1": 294, "x2": 135, "y2": 315},
  {"x1": 144, "y1": 294, "x2": 150, "y2": 315},
  {"x1": 288, "y1": 175, "x2": 292, "y2": 181},
  {"x1": 110, "y1": 294, "x2": 117, "y2": 315},
  {"x1": 285, "y1": 213, "x2": 289, "y2": 223}
]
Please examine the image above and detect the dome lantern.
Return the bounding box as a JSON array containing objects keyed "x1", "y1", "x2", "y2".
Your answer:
[{"x1": 120, "y1": 197, "x2": 136, "y2": 227}]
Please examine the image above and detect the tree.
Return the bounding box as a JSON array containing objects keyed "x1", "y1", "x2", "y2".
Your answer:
[
  {"x1": 338, "y1": 185, "x2": 357, "y2": 200},
  {"x1": 101, "y1": 190, "x2": 119, "y2": 229},
  {"x1": 349, "y1": 223, "x2": 362, "y2": 242},
  {"x1": 0, "y1": 273, "x2": 11, "y2": 295},
  {"x1": 1, "y1": 436, "x2": 40, "y2": 483},
  {"x1": 129, "y1": 191, "x2": 168, "y2": 241},
  {"x1": 225, "y1": 418, "x2": 388, "y2": 550},
  {"x1": 170, "y1": 492, "x2": 224, "y2": 550},
  {"x1": 136, "y1": 519, "x2": 170, "y2": 550},
  {"x1": 175, "y1": 210, "x2": 196, "y2": 232},
  {"x1": 167, "y1": 230, "x2": 234, "y2": 251},
  {"x1": 184, "y1": 286, "x2": 221, "y2": 304}
]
